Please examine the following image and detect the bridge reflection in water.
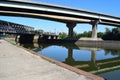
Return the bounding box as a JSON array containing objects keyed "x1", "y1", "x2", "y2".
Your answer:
[{"x1": 21, "y1": 43, "x2": 120, "y2": 79}]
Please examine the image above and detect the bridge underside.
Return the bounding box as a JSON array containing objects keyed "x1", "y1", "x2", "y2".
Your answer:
[
  {"x1": 0, "y1": 10, "x2": 91, "y2": 24},
  {"x1": 0, "y1": 11, "x2": 118, "y2": 41},
  {"x1": 0, "y1": 10, "x2": 120, "y2": 27}
]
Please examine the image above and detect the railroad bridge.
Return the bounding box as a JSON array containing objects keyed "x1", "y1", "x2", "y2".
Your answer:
[
  {"x1": 0, "y1": 20, "x2": 59, "y2": 43},
  {"x1": 0, "y1": 20, "x2": 34, "y2": 34}
]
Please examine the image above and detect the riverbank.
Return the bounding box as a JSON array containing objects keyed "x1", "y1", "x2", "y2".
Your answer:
[
  {"x1": 0, "y1": 40, "x2": 104, "y2": 80},
  {"x1": 75, "y1": 40, "x2": 120, "y2": 49},
  {"x1": 37, "y1": 38, "x2": 120, "y2": 49}
]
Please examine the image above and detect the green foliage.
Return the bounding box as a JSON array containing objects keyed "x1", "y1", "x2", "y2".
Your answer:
[
  {"x1": 0, "y1": 33, "x2": 2, "y2": 37},
  {"x1": 59, "y1": 32, "x2": 67, "y2": 39},
  {"x1": 102, "y1": 28, "x2": 120, "y2": 40},
  {"x1": 104, "y1": 49, "x2": 120, "y2": 56},
  {"x1": 98, "y1": 32, "x2": 104, "y2": 38},
  {"x1": 80, "y1": 31, "x2": 92, "y2": 37},
  {"x1": 105, "y1": 28, "x2": 111, "y2": 34},
  {"x1": 73, "y1": 31, "x2": 81, "y2": 39},
  {"x1": 72, "y1": 31, "x2": 92, "y2": 39},
  {"x1": 35, "y1": 27, "x2": 120, "y2": 41}
]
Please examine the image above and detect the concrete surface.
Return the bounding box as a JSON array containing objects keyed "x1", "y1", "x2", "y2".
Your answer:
[{"x1": 0, "y1": 40, "x2": 102, "y2": 80}]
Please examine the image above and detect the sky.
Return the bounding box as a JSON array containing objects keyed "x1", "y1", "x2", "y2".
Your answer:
[{"x1": 0, "y1": 0, "x2": 120, "y2": 34}]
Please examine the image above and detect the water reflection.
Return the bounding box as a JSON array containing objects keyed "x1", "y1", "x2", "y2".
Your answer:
[
  {"x1": 105, "y1": 49, "x2": 120, "y2": 56},
  {"x1": 21, "y1": 43, "x2": 120, "y2": 80},
  {"x1": 65, "y1": 47, "x2": 76, "y2": 65}
]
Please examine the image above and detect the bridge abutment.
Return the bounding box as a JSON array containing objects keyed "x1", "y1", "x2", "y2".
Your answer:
[{"x1": 19, "y1": 34, "x2": 35, "y2": 44}]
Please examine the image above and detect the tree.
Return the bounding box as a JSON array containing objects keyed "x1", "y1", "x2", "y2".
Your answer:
[
  {"x1": 98, "y1": 32, "x2": 104, "y2": 38},
  {"x1": 102, "y1": 28, "x2": 112, "y2": 40},
  {"x1": 105, "y1": 28, "x2": 111, "y2": 34},
  {"x1": 80, "y1": 31, "x2": 92, "y2": 37},
  {"x1": 112, "y1": 28, "x2": 120, "y2": 40},
  {"x1": 102, "y1": 28, "x2": 120, "y2": 40},
  {"x1": 59, "y1": 32, "x2": 67, "y2": 39},
  {"x1": 73, "y1": 31, "x2": 81, "y2": 39}
]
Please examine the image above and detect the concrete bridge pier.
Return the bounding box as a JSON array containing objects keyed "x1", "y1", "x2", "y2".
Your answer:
[
  {"x1": 91, "y1": 20, "x2": 101, "y2": 39},
  {"x1": 19, "y1": 34, "x2": 35, "y2": 44},
  {"x1": 66, "y1": 22, "x2": 76, "y2": 38},
  {"x1": 92, "y1": 23, "x2": 97, "y2": 38},
  {"x1": 43, "y1": 35, "x2": 49, "y2": 39},
  {"x1": 15, "y1": 34, "x2": 19, "y2": 43},
  {"x1": 79, "y1": 20, "x2": 102, "y2": 41},
  {"x1": 51, "y1": 36, "x2": 54, "y2": 39},
  {"x1": 55, "y1": 36, "x2": 59, "y2": 39}
]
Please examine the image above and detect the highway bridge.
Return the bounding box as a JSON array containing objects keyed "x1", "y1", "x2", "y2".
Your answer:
[{"x1": 0, "y1": 0, "x2": 120, "y2": 40}]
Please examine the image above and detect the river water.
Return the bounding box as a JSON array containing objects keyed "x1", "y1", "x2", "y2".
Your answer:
[{"x1": 22, "y1": 43, "x2": 120, "y2": 80}]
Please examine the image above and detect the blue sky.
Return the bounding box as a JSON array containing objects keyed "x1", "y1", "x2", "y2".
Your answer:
[{"x1": 0, "y1": 0, "x2": 120, "y2": 34}]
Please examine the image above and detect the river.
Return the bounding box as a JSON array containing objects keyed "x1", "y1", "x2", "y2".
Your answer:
[{"x1": 21, "y1": 43, "x2": 120, "y2": 80}]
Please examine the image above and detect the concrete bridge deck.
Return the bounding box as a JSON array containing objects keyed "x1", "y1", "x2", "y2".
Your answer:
[{"x1": 0, "y1": 40, "x2": 104, "y2": 80}]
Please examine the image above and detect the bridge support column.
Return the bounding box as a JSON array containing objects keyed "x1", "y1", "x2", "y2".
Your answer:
[
  {"x1": 15, "y1": 35, "x2": 19, "y2": 43},
  {"x1": 43, "y1": 35, "x2": 49, "y2": 39},
  {"x1": 66, "y1": 22, "x2": 76, "y2": 38},
  {"x1": 56, "y1": 36, "x2": 59, "y2": 39},
  {"x1": 55, "y1": 36, "x2": 59, "y2": 39},
  {"x1": 51, "y1": 36, "x2": 54, "y2": 39},
  {"x1": 19, "y1": 34, "x2": 35, "y2": 44},
  {"x1": 91, "y1": 20, "x2": 100, "y2": 38},
  {"x1": 92, "y1": 23, "x2": 97, "y2": 38}
]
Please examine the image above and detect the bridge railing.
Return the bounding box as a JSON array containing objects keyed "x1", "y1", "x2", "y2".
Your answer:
[{"x1": 0, "y1": 20, "x2": 35, "y2": 34}]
